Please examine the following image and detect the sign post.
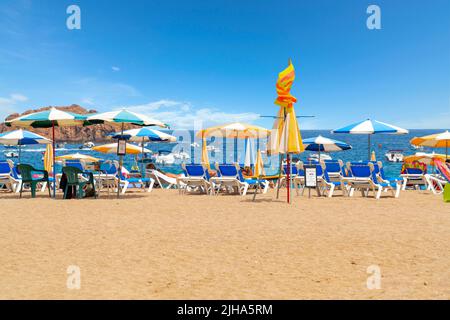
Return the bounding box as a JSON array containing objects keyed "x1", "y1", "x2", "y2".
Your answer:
[{"x1": 304, "y1": 164, "x2": 318, "y2": 198}]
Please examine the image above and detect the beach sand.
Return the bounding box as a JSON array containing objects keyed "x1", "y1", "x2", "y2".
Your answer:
[{"x1": 0, "y1": 188, "x2": 449, "y2": 300}]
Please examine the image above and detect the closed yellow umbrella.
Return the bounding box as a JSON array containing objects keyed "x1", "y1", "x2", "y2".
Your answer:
[
  {"x1": 254, "y1": 149, "x2": 265, "y2": 177},
  {"x1": 201, "y1": 136, "x2": 210, "y2": 169},
  {"x1": 44, "y1": 144, "x2": 53, "y2": 174},
  {"x1": 371, "y1": 150, "x2": 376, "y2": 161},
  {"x1": 268, "y1": 60, "x2": 305, "y2": 203},
  {"x1": 92, "y1": 143, "x2": 150, "y2": 155}
]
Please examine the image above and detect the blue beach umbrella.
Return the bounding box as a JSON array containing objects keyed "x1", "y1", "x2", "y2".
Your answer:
[
  {"x1": 0, "y1": 129, "x2": 52, "y2": 162},
  {"x1": 87, "y1": 109, "x2": 168, "y2": 198},
  {"x1": 303, "y1": 135, "x2": 352, "y2": 161},
  {"x1": 332, "y1": 119, "x2": 408, "y2": 160},
  {"x1": 110, "y1": 127, "x2": 177, "y2": 175}
]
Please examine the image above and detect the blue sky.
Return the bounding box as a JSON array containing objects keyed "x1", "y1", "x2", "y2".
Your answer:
[{"x1": 0, "y1": 0, "x2": 449, "y2": 129}]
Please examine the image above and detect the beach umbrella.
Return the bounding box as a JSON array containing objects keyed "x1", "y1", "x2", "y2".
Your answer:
[
  {"x1": 254, "y1": 149, "x2": 265, "y2": 177},
  {"x1": 371, "y1": 151, "x2": 376, "y2": 162},
  {"x1": 110, "y1": 127, "x2": 176, "y2": 175},
  {"x1": 0, "y1": 129, "x2": 52, "y2": 162},
  {"x1": 410, "y1": 130, "x2": 450, "y2": 159},
  {"x1": 55, "y1": 153, "x2": 101, "y2": 163},
  {"x1": 92, "y1": 143, "x2": 151, "y2": 155},
  {"x1": 332, "y1": 119, "x2": 408, "y2": 160},
  {"x1": 267, "y1": 60, "x2": 305, "y2": 203},
  {"x1": 87, "y1": 109, "x2": 167, "y2": 198},
  {"x1": 43, "y1": 144, "x2": 53, "y2": 174},
  {"x1": 5, "y1": 107, "x2": 87, "y2": 197},
  {"x1": 302, "y1": 135, "x2": 352, "y2": 161},
  {"x1": 198, "y1": 122, "x2": 270, "y2": 163},
  {"x1": 403, "y1": 152, "x2": 447, "y2": 166}
]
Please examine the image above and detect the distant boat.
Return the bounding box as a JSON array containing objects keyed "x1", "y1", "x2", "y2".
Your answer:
[
  {"x1": 4, "y1": 151, "x2": 19, "y2": 158},
  {"x1": 307, "y1": 153, "x2": 332, "y2": 161},
  {"x1": 152, "y1": 150, "x2": 190, "y2": 165},
  {"x1": 385, "y1": 150, "x2": 404, "y2": 162},
  {"x1": 411, "y1": 144, "x2": 424, "y2": 150},
  {"x1": 79, "y1": 141, "x2": 95, "y2": 149}
]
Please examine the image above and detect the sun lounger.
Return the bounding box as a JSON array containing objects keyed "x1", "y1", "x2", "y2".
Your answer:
[
  {"x1": 293, "y1": 161, "x2": 306, "y2": 195},
  {"x1": 179, "y1": 163, "x2": 212, "y2": 195},
  {"x1": 319, "y1": 163, "x2": 348, "y2": 197},
  {"x1": 322, "y1": 160, "x2": 346, "y2": 181},
  {"x1": 212, "y1": 163, "x2": 269, "y2": 196},
  {"x1": 0, "y1": 161, "x2": 15, "y2": 192},
  {"x1": 425, "y1": 160, "x2": 450, "y2": 195},
  {"x1": 401, "y1": 167, "x2": 428, "y2": 190},
  {"x1": 146, "y1": 169, "x2": 180, "y2": 191},
  {"x1": 345, "y1": 162, "x2": 400, "y2": 199}
]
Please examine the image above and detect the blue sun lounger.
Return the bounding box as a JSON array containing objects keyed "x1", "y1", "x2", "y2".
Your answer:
[
  {"x1": 212, "y1": 163, "x2": 268, "y2": 196},
  {"x1": 179, "y1": 163, "x2": 212, "y2": 194},
  {"x1": 345, "y1": 162, "x2": 400, "y2": 199}
]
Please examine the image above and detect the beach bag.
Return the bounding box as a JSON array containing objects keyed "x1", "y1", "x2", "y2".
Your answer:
[{"x1": 444, "y1": 183, "x2": 450, "y2": 203}]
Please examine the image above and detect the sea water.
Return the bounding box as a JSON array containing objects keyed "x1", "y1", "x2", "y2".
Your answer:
[{"x1": 0, "y1": 129, "x2": 445, "y2": 177}]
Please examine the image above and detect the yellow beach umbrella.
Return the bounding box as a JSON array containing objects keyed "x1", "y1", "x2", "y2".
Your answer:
[
  {"x1": 403, "y1": 152, "x2": 447, "y2": 166},
  {"x1": 43, "y1": 144, "x2": 53, "y2": 173},
  {"x1": 92, "y1": 143, "x2": 150, "y2": 155},
  {"x1": 197, "y1": 122, "x2": 270, "y2": 139},
  {"x1": 55, "y1": 153, "x2": 101, "y2": 163},
  {"x1": 410, "y1": 130, "x2": 450, "y2": 158},
  {"x1": 371, "y1": 151, "x2": 376, "y2": 161},
  {"x1": 197, "y1": 122, "x2": 270, "y2": 164},
  {"x1": 268, "y1": 60, "x2": 304, "y2": 203}
]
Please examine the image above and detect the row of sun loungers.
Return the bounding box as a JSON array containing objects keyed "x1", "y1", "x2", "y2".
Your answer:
[
  {"x1": 178, "y1": 163, "x2": 269, "y2": 196},
  {"x1": 1, "y1": 158, "x2": 448, "y2": 199}
]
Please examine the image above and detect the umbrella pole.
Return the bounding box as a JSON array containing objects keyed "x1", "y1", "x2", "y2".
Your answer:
[
  {"x1": 234, "y1": 137, "x2": 238, "y2": 163},
  {"x1": 18, "y1": 145, "x2": 21, "y2": 164},
  {"x1": 287, "y1": 153, "x2": 290, "y2": 204},
  {"x1": 52, "y1": 122, "x2": 56, "y2": 199},
  {"x1": 368, "y1": 134, "x2": 371, "y2": 161},
  {"x1": 141, "y1": 137, "x2": 145, "y2": 178},
  {"x1": 223, "y1": 136, "x2": 226, "y2": 164},
  {"x1": 276, "y1": 154, "x2": 283, "y2": 199},
  {"x1": 117, "y1": 123, "x2": 124, "y2": 199},
  {"x1": 446, "y1": 141, "x2": 448, "y2": 160}
]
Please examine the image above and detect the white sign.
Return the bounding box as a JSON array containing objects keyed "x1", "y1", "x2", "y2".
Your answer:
[
  {"x1": 304, "y1": 166, "x2": 317, "y2": 188},
  {"x1": 117, "y1": 139, "x2": 127, "y2": 156}
]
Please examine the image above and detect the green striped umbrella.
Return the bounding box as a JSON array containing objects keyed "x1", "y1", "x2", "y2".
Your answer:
[{"x1": 5, "y1": 107, "x2": 88, "y2": 198}]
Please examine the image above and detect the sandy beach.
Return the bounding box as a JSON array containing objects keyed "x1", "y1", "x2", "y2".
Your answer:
[{"x1": 0, "y1": 188, "x2": 448, "y2": 300}]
